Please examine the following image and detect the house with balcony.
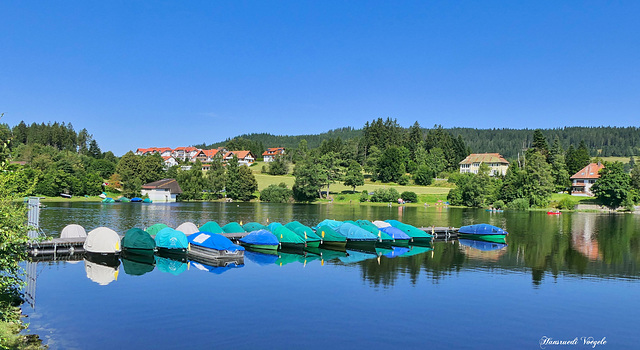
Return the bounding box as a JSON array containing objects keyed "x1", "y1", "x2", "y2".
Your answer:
[
  {"x1": 224, "y1": 150, "x2": 256, "y2": 166},
  {"x1": 459, "y1": 153, "x2": 510, "y2": 176},
  {"x1": 262, "y1": 147, "x2": 285, "y2": 162},
  {"x1": 570, "y1": 162, "x2": 604, "y2": 196}
]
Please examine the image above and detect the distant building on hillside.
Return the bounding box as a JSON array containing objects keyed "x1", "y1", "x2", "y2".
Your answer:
[
  {"x1": 141, "y1": 178, "x2": 183, "y2": 202},
  {"x1": 224, "y1": 151, "x2": 255, "y2": 166},
  {"x1": 570, "y1": 162, "x2": 605, "y2": 196},
  {"x1": 262, "y1": 147, "x2": 285, "y2": 162},
  {"x1": 459, "y1": 153, "x2": 509, "y2": 176}
]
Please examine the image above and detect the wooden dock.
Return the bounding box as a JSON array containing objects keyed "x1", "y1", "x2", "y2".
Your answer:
[
  {"x1": 418, "y1": 226, "x2": 459, "y2": 241},
  {"x1": 27, "y1": 237, "x2": 86, "y2": 257}
]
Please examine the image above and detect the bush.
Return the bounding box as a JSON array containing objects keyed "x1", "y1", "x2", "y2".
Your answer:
[
  {"x1": 260, "y1": 183, "x2": 292, "y2": 203},
  {"x1": 507, "y1": 198, "x2": 530, "y2": 210},
  {"x1": 370, "y1": 188, "x2": 400, "y2": 202},
  {"x1": 398, "y1": 175, "x2": 410, "y2": 186},
  {"x1": 400, "y1": 191, "x2": 417, "y2": 203},
  {"x1": 359, "y1": 190, "x2": 369, "y2": 202},
  {"x1": 492, "y1": 200, "x2": 505, "y2": 210},
  {"x1": 557, "y1": 197, "x2": 576, "y2": 210}
]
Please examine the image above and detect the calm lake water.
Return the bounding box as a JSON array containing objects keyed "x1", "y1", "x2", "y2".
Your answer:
[{"x1": 22, "y1": 202, "x2": 640, "y2": 349}]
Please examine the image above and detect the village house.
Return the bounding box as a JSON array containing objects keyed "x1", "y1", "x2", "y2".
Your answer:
[
  {"x1": 224, "y1": 150, "x2": 256, "y2": 166},
  {"x1": 162, "y1": 156, "x2": 179, "y2": 168},
  {"x1": 141, "y1": 178, "x2": 183, "y2": 202},
  {"x1": 459, "y1": 153, "x2": 510, "y2": 176},
  {"x1": 262, "y1": 147, "x2": 285, "y2": 162},
  {"x1": 570, "y1": 162, "x2": 605, "y2": 196}
]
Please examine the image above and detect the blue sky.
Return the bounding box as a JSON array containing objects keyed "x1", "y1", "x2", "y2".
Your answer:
[{"x1": 1, "y1": 1, "x2": 639, "y2": 156}]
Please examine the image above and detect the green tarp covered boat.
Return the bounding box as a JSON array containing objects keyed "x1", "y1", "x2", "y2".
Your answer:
[
  {"x1": 121, "y1": 228, "x2": 156, "y2": 253},
  {"x1": 271, "y1": 225, "x2": 306, "y2": 249},
  {"x1": 223, "y1": 222, "x2": 246, "y2": 234},
  {"x1": 146, "y1": 223, "x2": 169, "y2": 236},
  {"x1": 385, "y1": 220, "x2": 432, "y2": 243},
  {"x1": 314, "y1": 225, "x2": 346, "y2": 249},
  {"x1": 199, "y1": 221, "x2": 224, "y2": 234},
  {"x1": 285, "y1": 221, "x2": 321, "y2": 248}
]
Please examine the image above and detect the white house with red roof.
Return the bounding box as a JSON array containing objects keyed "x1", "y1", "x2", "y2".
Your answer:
[
  {"x1": 570, "y1": 162, "x2": 605, "y2": 196},
  {"x1": 262, "y1": 147, "x2": 285, "y2": 162},
  {"x1": 162, "y1": 156, "x2": 179, "y2": 168},
  {"x1": 224, "y1": 150, "x2": 255, "y2": 166}
]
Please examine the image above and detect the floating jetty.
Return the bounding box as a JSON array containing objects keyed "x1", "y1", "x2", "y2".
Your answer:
[
  {"x1": 418, "y1": 226, "x2": 459, "y2": 241},
  {"x1": 27, "y1": 237, "x2": 86, "y2": 257}
]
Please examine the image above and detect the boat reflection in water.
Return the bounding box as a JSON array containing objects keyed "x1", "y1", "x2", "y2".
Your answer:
[
  {"x1": 458, "y1": 238, "x2": 508, "y2": 262},
  {"x1": 84, "y1": 255, "x2": 120, "y2": 286},
  {"x1": 121, "y1": 251, "x2": 155, "y2": 277},
  {"x1": 190, "y1": 257, "x2": 244, "y2": 275},
  {"x1": 155, "y1": 255, "x2": 188, "y2": 276}
]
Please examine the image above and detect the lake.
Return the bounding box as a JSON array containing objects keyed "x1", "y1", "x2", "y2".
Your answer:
[{"x1": 22, "y1": 202, "x2": 639, "y2": 349}]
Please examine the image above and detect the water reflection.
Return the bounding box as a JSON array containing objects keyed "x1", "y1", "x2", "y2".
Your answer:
[
  {"x1": 39, "y1": 203, "x2": 640, "y2": 288},
  {"x1": 84, "y1": 258, "x2": 119, "y2": 286}
]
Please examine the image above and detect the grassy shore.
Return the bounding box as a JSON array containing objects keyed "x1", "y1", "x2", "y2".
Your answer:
[{"x1": 0, "y1": 310, "x2": 44, "y2": 349}]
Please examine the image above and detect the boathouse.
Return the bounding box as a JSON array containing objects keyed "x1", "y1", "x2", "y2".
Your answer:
[{"x1": 141, "y1": 178, "x2": 183, "y2": 202}]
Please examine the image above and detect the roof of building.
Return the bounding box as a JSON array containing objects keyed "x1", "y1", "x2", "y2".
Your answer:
[
  {"x1": 262, "y1": 147, "x2": 285, "y2": 156},
  {"x1": 570, "y1": 162, "x2": 605, "y2": 180},
  {"x1": 224, "y1": 150, "x2": 254, "y2": 159},
  {"x1": 141, "y1": 178, "x2": 183, "y2": 194},
  {"x1": 459, "y1": 153, "x2": 509, "y2": 165},
  {"x1": 203, "y1": 149, "x2": 218, "y2": 158}
]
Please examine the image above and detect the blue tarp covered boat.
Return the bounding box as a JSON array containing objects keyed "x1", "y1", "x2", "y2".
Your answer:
[
  {"x1": 188, "y1": 232, "x2": 245, "y2": 259},
  {"x1": 239, "y1": 229, "x2": 280, "y2": 251},
  {"x1": 458, "y1": 224, "x2": 508, "y2": 236},
  {"x1": 131, "y1": 197, "x2": 143, "y2": 202}
]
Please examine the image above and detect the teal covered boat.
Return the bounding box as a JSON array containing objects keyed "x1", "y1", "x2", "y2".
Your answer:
[
  {"x1": 121, "y1": 228, "x2": 156, "y2": 253},
  {"x1": 243, "y1": 222, "x2": 267, "y2": 232},
  {"x1": 223, "y1": 222, "x2": 246, "y2": 234},
  {"x1": 271, "y1": 225, "x2": 306, "y2": 249},
  {"x1": 385, "y1": 220, "x2": 432, "y2": 243},
  {"x1": 146, "y1": 223, "x2": 169, "y2": 236},
  {"x1": 314, "y1": 225, "x2": 346, "y2": 249}
]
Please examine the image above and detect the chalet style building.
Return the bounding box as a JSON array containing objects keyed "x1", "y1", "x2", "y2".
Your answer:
[
  {"x1": 141, "y1": 178, "x2": 183, "y2": 202},
  {"x1": 570, "y1": 162, "x2": 605, "y2": 196},
  {"x1": 459, "y1": 153, "x2": 510, "y2": 176},
  {"x1": 262, "y1": 147, "x2": 285, "y2": 162},
  {"x1": 224, "y1": 151, "x2": 256, "y2": 166}
]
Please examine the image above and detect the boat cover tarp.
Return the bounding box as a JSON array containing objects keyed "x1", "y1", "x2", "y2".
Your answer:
[
  {"x1": 122, "y1": 228, "x2": 156, "y2": 250},
  {"x1": 84, "y1": 259, "x2": 119, "y2": 285},
  {"x1": 223, "y1": 222, "x2": 246, "y2": 233},
  {"x1": 353, "y1": 221, "x2": 392, "y2": 241},
  {"x1": 199, "y1": 221, "x2": 224, "y2": 234},
  {"x1": 312, "y1": 219, "x2": 343, "y2": 231},
  {"x1": 272, "y1": 226, "x2": 306, "y2": 244},
  {"x1": 379, "y1": 227, "x2": 411, "y2": 240},
  {"x1": 267, "y1": 222, "x2": 283, "y2": 232},
  {"x1": 102, "y1": 198, "x2": 115, "y2": 203},
  {"x1": 458, "y1": 238, "x2": 508, "y2": 251},
  {"x1": 176, "y1": 222, "x2": 199, "y2": 235},
  {"x1": 243, "y1": 222, "x2": 267, "y2": 232},
  {"x1": 143, "y1": 198, "x2": 152, "y2": 203},
  {"x1": 146, "y1": 223, "x2": 169, "y2": 236},
  {"x1": 285, "y1": 221, "x2": 321, "y2": 241},
  {"x1": 356, "y1": 220, "x2": 378, "y2": 229},
  {"x1": 154, "y1": 228, "x2": 189, "y2": 249},
  {"x1": 84, "y1": 227, "x2": 121, "y2": 253},
  {"x1": 384, "y1": 220, "x2": 431, "y2": 238},
  {"x1": 239, "y1": 229, "x2": 279, "y2": 246},
  {"x1": 372, "y1": 220, "x2": 392, "y2": 228},
  {"x1": 315, "y1": 225, "x2": 347, "y2": 242},
  {"x1": 122, "y1": 257, "x2": 155, "y2": 276},
  {"x1": 339, "y1": 250, "x2": 377, "y2": 264},
  {"x1": 335, "y1": 223, "x2": 377, "y2": 241},
  {"x1": 155, "y1": 256, "x2": 187, "y2": 275},
  {"x1": 245, "y1": 250, "x2": 279, "y2": 265},
  {"x1": 60, "y1": 224, "x2": 87, "y2": 238},
  {"x1": 131, "y1": 197, "x2": 143, "y2": 202},
  {"x1": 188, "y1": 232, "x2": 244, "y2": 252},
  {"x1": 118, "y1": 197, "x2": 130, "y2": 202},
  {"x1": 458, "y1": 224, "x2": 508, "y2": 236}
]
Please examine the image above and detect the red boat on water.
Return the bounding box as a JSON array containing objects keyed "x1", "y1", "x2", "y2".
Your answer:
[{"x1": 547, "y1": 211, "x2": 561, "y2": 215}]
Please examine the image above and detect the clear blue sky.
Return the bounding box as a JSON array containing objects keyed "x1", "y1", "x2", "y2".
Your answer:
[{"x1": 2, "y1": 1, "x2": 639, "y2": 156}]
